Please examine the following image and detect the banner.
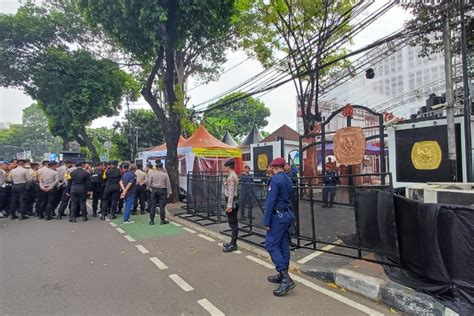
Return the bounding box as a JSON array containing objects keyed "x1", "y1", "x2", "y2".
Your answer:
[{"x1": 192, "y1": 147, "x2": 241, "y2": 158}]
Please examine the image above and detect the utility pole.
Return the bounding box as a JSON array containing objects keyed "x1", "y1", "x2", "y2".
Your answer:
[
  {"x1": 460, "y1": 0, "x2": 472, "y2": 181},
  {"x1": 443, "y1": 1, "x2": 457, "y2": 181}
]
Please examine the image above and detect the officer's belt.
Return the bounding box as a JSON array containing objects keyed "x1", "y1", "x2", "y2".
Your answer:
[{"x1": 273, "y1": 207, "x2": 290, "y2": 213}]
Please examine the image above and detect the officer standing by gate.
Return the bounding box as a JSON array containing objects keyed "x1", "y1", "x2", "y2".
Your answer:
[
  {"x1": 9, "y1": 159, "x2": 33, "y2": 220},
  {"x1": 263, "y1": 157, "x2": 296, "y2": 297},
  {"x1": 223, "y1": 159, "x2": 239, "y2": 253}
]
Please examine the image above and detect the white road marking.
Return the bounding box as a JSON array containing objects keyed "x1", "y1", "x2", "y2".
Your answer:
[
  {"x1": 197, "y1": 234, "x2": 216, "y2": 242},
  {"x1": 109, "y1": 222, "x2": 117, "y2": 227},
  {"x1": 245, "y1": 256, "x2": 382, "y2": 315},
  {"x1": 115, "y1": 227, "x2": 125, "y2": 234},
  {"x1": 183, "y1": 227, "x2": 197, "y2": 234},
  {"x1": 297, "y1": 240, "x2": 343, "y2": 264},
  {"x1": 197, "y1": 298, "x2": 225, "y2": 316},
  {"x1": 289, "y1": 273, "x2": 384, "y2": 316},
  {"x1": 245, "y1": 255, "x2": 274, "y2": 269},
  {"x1": 170, "y1": 222, "x2": 182, "y2": 227},
  {"x1": 124, "y1": 235, "x2": 136, "y2": 242},
  {"x1": 169, "y1": 274, "x2": 194, "y2": 292},
  {"x1": 135, "y1": 245, "x2": 150, "y2": 254},
  {"x1": 116, "y1": 227, "x2": 125, "y2": 234},
  {"x1": 233, "y1": 250, "x2": 242, "y2": 254},
  {"x1": 150, "y1": 257, "x2": 168, "y2": 270}
]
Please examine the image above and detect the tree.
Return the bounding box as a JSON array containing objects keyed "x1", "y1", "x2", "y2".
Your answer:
[
  {"x1": 113, "y1": 109, "x2": 165, "y2": 160},
  {"x1": 78, "y1": 0, "x2": 240, "y2": 200},
  {"x1": 26, "y1": 48, "x2": 138, "y2": 163},
  {"x1": 237, "y1": 0, "x2": 354, "y2": 134},
  {"x1": 202, "y1": 92, "x2": 271, "y2": 140},
  {"x1": 0, "y1": 103, "x2": 63, "y2": 160}
]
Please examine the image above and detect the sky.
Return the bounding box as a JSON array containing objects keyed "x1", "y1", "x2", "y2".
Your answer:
[{"x1": 0, "y1": 0, "x2": 410, "y2": 134}]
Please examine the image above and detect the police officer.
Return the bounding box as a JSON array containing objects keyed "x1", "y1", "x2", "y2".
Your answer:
[
  {"x1": 223, "y1": 159, "x2": 239, "y2": 253},
  {"x1": 56, "y1": 160, "x2": 75, "y2": 219},
  {"x1": 0, "y1": 161, "x2": 8, "y2": 217},
  {"x1": 53, "y1": 160, "x2": 68, "y2": 212},
  {"x1": 91, "y1": 162, "x2": 106, "y2": 217},
  {"x1": 322, "y1": 169, "x2": 339, "y2": 208},
  {"x1": 147, "y1": 161, "x2": 171, "y2": 225},
  {"x1": 240, "y1": 165, "x2": 253, "y2": 221},
  {"x1": 133, "y1": 163, "x2": 147, "y2": 215},
  {"x1": 263, "y1": 157, "x2": 296, "y2": 297},
  {"x1": 25, "y1": 161, "x2": 38, "y2": 216},
  {"x1": 68, "y1": 160, "x2": 92, "y2": 222},
  {"x1": 9, "y1": 159, "x2": 33, "y2": 220},
  {"x1": 39, "y1": 161, "x2": 59, "y2": 220},
  {"x1": 35, "y1": 160, "x2": 49, "y2": 217},
  {"x1": 100, "y1": 160, "x2": 121, "y2": 220}
]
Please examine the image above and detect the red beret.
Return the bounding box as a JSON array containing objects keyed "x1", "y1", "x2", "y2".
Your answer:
[{"x1": 270, "y1": 157, "x2": 286, "y2": 167}]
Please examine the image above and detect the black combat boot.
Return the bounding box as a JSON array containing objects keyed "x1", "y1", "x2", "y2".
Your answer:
[
  {"x1": 267, "y1": 272, "x2": 283, "y2": 284},
  {"x1": 92, "y1": 210, "x2": 97, "y2": 217},
  {"x1": 273, "y1": 269, "x2": 296, "y2": 297},
  {"x1": 223, "y1": 243, "x2": 237, "y2": 253}
]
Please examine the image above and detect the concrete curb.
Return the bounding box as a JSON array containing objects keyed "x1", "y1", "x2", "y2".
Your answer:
[
  {"x1": 301, "y1": 266, "x2": 458, "y2": 316},
  {"x1": 166, "y1": 205, "x2": 458, "y2": 316}
]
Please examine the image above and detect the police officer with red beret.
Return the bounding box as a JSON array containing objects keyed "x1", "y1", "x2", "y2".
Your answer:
[{"x1": 263, "y1": 157, "x2": 296, "y2": 296}]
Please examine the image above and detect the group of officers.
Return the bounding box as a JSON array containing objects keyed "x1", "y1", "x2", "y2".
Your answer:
[{"x1": 0, "y1": 158, "x2": 171, "y2": 225}]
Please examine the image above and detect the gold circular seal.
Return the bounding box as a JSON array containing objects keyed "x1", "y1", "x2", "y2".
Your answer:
[
  {"x1": 411, "y1": 141, "x2": 442, "y2": 170},
  {"x1": 257, "y1": 154, "x2": 268, "y2": 170}
]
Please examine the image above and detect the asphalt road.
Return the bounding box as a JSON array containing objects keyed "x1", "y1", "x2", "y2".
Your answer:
[{"x1": 1, "y1": 206, "x2": 395, "y2": 316}]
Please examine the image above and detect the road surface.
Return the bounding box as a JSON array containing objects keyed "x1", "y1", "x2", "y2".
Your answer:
[{"x1": 1, "y1": 206, "x2": 396, "y2": 315}]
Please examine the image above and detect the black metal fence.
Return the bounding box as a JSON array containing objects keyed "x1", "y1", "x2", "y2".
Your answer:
[{"x1": 183, "y1": 172, "x2": 400, "y2": 265}]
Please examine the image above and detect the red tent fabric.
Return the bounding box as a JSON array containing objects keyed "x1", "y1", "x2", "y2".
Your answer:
[
  {"x1": 148, "y1": 135, "x2": 187, "y2": 152},
  {"x1": 182, "y1": 125, "x2": 235, "y2": 149}
]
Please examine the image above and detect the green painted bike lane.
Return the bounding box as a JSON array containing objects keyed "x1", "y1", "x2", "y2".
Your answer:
[{"x1": 113, "y1": 214, "x2": 184, "y2": 240}]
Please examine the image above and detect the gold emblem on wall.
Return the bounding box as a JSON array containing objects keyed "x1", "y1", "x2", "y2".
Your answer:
[
  {"x1": 257, "y1": 154, "x2": 268, "y2": 171},
  {"x1": 333, "y1": 127, "x2": 366, "y2": 165},
  {"x1": 411, "y1": 141, "x2": 442, "y2": 170}
]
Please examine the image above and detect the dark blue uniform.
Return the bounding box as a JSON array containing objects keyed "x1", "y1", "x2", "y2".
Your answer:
[
  {"x1": 323, "y1": 170, "x2": 339, "y2": 208},
  {"x1": 263, "y1": 171, "x2": 295, "y2": 273}
]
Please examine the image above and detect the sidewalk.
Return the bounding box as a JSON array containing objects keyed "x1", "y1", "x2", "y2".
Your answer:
[{"x1": 166, "y1": 203, "x2": 457, "y2": 316}]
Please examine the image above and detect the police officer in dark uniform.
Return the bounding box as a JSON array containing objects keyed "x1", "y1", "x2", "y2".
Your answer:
[
  {"x1": 263, "y1": 157, "x2": 296, "y2": 297},
  {"x1": 100, "y1": 160, "x2": 121, "y2": 220},
  {"x1": 322, "y1": 169, "x2": 339, "y2": 208},
  {"x1": 91, "y1": 162, "x2": 106, "y2": 217},
  {"x1": 68, "y1": 160, "x2": 91, "y2": 222}
]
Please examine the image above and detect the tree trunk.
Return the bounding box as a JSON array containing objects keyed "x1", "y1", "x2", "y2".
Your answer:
[
  {"x1": 62, "y1": 138, "x2": 69, "y2": 151},
  {"x1": 163, "y1": 122, "x2": 181, "y2": 203},
  {"x1": 76, "y1": 128, "x2": 100, "y2": 164}
]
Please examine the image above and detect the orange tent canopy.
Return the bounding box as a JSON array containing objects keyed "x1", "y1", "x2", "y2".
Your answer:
[
  {"x1": 182, "y1": 125, "x2": 236, "y2": 149},
  {"x1": 148, "y1": 135, "x2": 187, "y2": 152}
]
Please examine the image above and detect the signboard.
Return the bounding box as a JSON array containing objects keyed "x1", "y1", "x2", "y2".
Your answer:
[
  {"x1": 16, "y1": 150, "x2": 31, "y2": 160},
  {"x1": 333, "y1": 127, "x2": 366, "y2": 165},
  {"x1": 191, "y1": 147, "x2": 241, "y2": 158},
  {"x1": 395, "y1": 124, "x2": 462, "y2": 183},
  {"x1": 253, "y1": 145, "x2": 273, "y2": 176},
  {"x1": 49, "y1": 153, "x2": 57, "y2": 161},
  {"x1": 100, "y1": 154, "x2": 108, "y2": 162},
  {"x1": 104, "y1": 141, "x2": 112, "y2": 149}
]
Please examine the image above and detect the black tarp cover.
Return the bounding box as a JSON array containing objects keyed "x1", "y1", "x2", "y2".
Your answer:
[{"x1": 382, "y1": 195, "x2": 474, "y2": 315}]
